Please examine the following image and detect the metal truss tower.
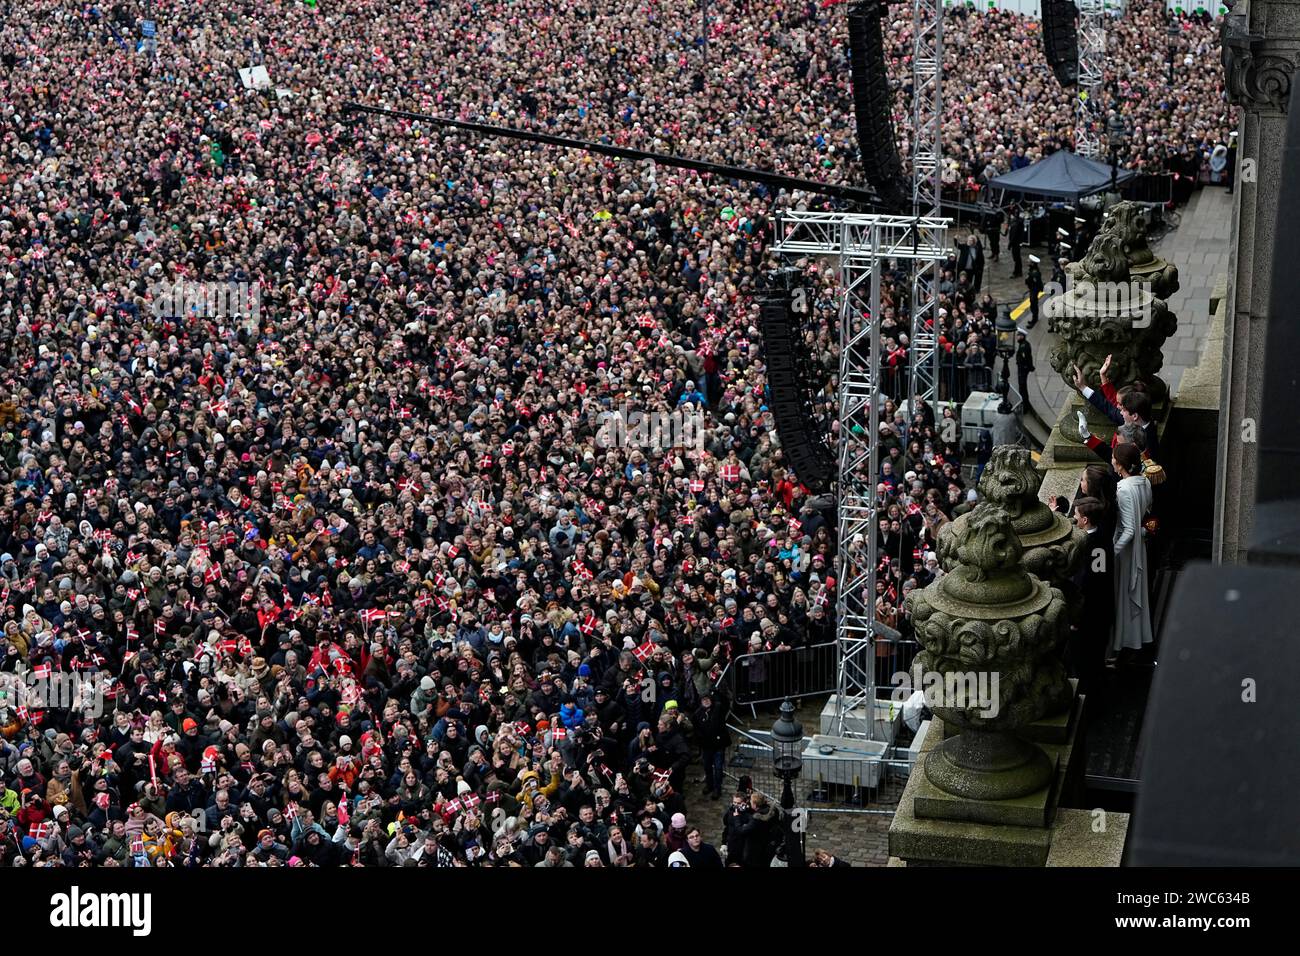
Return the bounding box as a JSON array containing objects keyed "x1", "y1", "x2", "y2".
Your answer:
[
  {"x1": 908, "y1": 0, "x2": 945, "y2": 419},
  {"x1": 774, "y1": 213, "x2": 949, "y2": 737},
  {"x1": 1075, "y1": 0, "x2": 1106, "y2": 158}
]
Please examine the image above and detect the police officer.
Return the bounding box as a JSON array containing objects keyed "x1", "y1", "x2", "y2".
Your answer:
[{"x1": 1026, "y1": 255, "x2": 1044, "y2": 329}]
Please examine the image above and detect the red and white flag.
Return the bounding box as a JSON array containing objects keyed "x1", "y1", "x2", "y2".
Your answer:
[{"x1": 632, "y1": 641, "x2": 656, "y2": 664}]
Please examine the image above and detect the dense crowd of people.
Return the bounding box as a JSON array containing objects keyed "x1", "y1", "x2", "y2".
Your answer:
[{"x1": 0, "y1": 0, "x2": 1219, "y2": 867}]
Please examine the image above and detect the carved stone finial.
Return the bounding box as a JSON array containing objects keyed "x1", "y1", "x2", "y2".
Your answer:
[
  {"x1": 906, "y1": 504, "x2": 1072, "y2": 800},
  {"x1": 981, "y1": 446, "x2": 1087, "y2": 591},
  {"x1": 1046, "y1": 200, "x2": 1180, "y2": 415},
  {"x1": 1096, "y1": 201, "x2": 1179, "y2": 299}
]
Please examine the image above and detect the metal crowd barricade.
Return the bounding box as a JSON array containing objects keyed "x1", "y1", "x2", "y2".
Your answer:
[
  {"x1": 717, "y1": 641, "x2": 839, "y2": 709},
  {"x1": 873, "y1": 636, "x2": 923, "y2": 694}
]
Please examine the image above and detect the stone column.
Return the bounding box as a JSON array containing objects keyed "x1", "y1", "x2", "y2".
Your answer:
[{"x1": 1215, "y1": 0, "x2": 1300, "y2": 564}]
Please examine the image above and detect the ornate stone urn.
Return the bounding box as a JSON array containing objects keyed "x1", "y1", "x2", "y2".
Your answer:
[
  {"x1": 940, "y1": 446, "x2": 1087, "y2": 603},
  {"x1": 1045, "y1": 201, "x2": 1179, "y2": 447},
  {"x1": 906, "y1": 505, "x2": 1072, "y2": 800},
  {"x1": 1048, "y1": 236, "x2": 1177, "y2": 405}
]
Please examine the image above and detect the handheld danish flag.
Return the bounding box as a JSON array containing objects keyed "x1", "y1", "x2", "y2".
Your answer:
[{"x1": 632, "y1": 641, "x2": 656, "y2": 664}]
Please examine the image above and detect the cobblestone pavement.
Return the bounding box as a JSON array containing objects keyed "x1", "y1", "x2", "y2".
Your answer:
[{"x1": 680, "y1": 696, "x2": 901, "y2": 867}]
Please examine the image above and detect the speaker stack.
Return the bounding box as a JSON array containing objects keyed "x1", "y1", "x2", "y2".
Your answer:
[
  {"x1": 847, "y1": 0, "x2": 908, "y2": 210},
  {"x1": 1041, "y1": 0, "x2": 1080, "y2": 88},
  {"x1": 757, "y1": 272, "x2": 836, "y2": 495}
]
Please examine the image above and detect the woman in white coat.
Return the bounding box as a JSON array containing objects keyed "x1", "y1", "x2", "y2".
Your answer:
[{"x1": 1111, "y1": 443, "x2": 1153, "y2": 656}]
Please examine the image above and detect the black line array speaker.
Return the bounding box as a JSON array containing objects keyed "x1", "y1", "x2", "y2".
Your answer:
[
  {"x1": 847, "y1": 0, "x2": 908, "y2": 210},
  {"x1": 1041, "y1": 0, "x2": 1080, "y2": 88},
  {"x1": 757, "y1": 274, "x2": 835, "y2": 495}
]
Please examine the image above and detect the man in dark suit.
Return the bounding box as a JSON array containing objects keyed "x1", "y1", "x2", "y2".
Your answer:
[
  {"x1": 1069, "y1": 496, "x2": 1114, "y2": 702},
  {"x1": 1008, "y1": 207, "x2": 1025, "y2": 277},
  {"x1": 981, "y1": 207, "x2": 1003, "y2": 263},
  {"x1": 1025, "y1": 256, "x2": 1044, "y2": 328},
  {"x1": 1015, "y1": 329, "x2": 1034, "y2": 414}
]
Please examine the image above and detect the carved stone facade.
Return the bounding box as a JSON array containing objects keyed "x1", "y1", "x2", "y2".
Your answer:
[{"x1": 1222, "y1": 2, "x2": 1299, "y2": 113}]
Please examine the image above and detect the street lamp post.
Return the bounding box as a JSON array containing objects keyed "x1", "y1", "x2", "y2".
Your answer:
[{"x1": 771, "y1": 698, "x2": 806, "y2": 867}]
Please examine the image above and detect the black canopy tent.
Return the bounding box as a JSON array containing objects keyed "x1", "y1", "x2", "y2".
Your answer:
[{"x1": 989, "y1": 150, "x2": 1138, "y2": 201}]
